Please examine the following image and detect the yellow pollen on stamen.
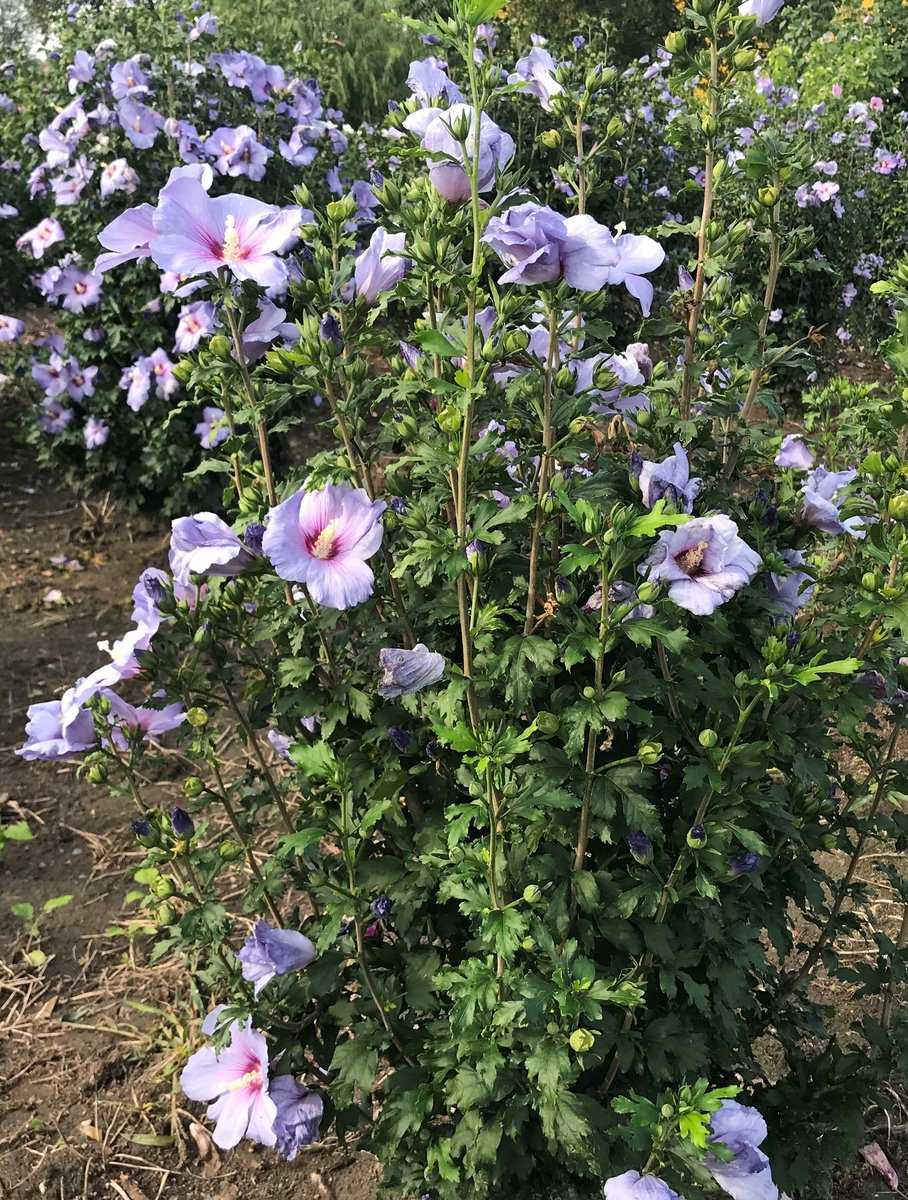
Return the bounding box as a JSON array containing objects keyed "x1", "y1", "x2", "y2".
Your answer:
[
  {"x1": 311, "y1": 521, "x2": 338, "y2": 560},
  {"x1": 222, "y1": 214, "x2": 241, "y2": 262},
  {"x1": 675, "y1": 540, "x2": 709, "y2": 576},
  {"x1": 223, "y1": 1068, "x2": 262, "y2": 1092}
]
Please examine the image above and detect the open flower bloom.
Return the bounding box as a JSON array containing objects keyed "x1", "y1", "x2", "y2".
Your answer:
[
  {"x1": 407, "y1": 58, "x2": 462, "y2": 105},
  {"x1": 354, "y1": 228, "x2": 410, "y2": 304},
  {"x1": 638, "y1": 443, "x2": 702, "y2": 512},
  {"x1": 95, "y1": 203, "x2": 157, "y2": 272},
  {"x1": 263, "y1": 484, "x2": 386, "y2": 609},
  {"x1": 508, "y1": 46, "x2": 564, "y2": 111},
  {"x1": 104, "y1": 693, "x2": 186, "y2": 747},
  {"x1": 766, "y1": 549, "x2": 813, "y2": 618},
  {"x1": 195, "y1": 405, "x2": 230, "y2": 448},
  {"x1": 0, "y1": 315, "x2": 25, "y2": 342},
  {"x1": 174, "y1": 299, "x2": 218, "y2": 352},
  {"x1": 403, "y1": 103, "x2": 515, "y2": 202},
  {"x1": 603, "y1": 1171, "x2": 682, "y2": 1200},
  {"x1": 270, "y1": 1076, "x2": 324, "y2": 1160},
  {"x1": 238, "y1": 922, "x2": 317, "y2": 996},
  {"x1": 801, "y1": 466, "x2": 865, "y2": 538},
  {"x1": 706, "y1": 1099, "x2": 779, "y2": 1200},
  {"x1": 774, "y1": 434, "x2": 814, "y2": 470},
  {"x1": 16, "y1": 217, "x2": 65, "y2": 259},
  {"x1": 644, "y1": 515, "x2": 761, "y2": 616},
  {"x1": 481, "y1": 202, "x2": 664, "y2": 313},
  {"x1": 180, "y1": 1017, "x2": 277, "y2": 1150},
  {"x1": 17, "y1": 690, "x2": 96, "y2": 760},
  {"x1": 169, "y1": 512, "x2": 258, "y2": 584},
  {"x1": 738, "y1": 0, "x2": 785, "y2": 24},
  {"x1": 378, "y1": 644, "x2": 446, "y2": 698},
  {"x1": 150, "y1": 176, "x2": 302, "y2": 289}
]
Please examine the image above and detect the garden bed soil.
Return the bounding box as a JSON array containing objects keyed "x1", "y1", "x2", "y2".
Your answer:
[{"x1": 0, "y1": 404, "x2": 903, "y2": 1199}]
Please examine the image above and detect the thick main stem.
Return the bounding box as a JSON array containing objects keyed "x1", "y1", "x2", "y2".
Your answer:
[
  {"x1": 679, "y1": 38, "x2": 719, "y2": 421},
  {"x1": 523, "y1": 305, "x2": 560, "y2": 635}
]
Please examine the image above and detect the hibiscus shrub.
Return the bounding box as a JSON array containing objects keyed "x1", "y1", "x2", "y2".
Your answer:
[{"x1": 18, "y1": 1, "x2": 908, "y2": 1198}]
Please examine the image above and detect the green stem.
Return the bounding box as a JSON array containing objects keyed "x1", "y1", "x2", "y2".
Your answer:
[
  {"x1": 523, "y1": 303, "x2": 560, "y2": 635},
  {"x1": 573, "y1": 562, "x2": 609, "y2": 871}
]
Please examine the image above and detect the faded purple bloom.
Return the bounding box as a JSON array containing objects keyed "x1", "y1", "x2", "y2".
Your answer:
[
  {"x1": 121, "y1": 359, "x2": 151, "y2": 411},
  {"x1": 403, "y1": 103, "x2": 515, "y2": 202},
  {"x1": 481, "y1": 202, "x2": 664, "y2": 313},
  {"x1": 604, "y1": 1172, "x2": 681, "y2": 1200},
  {"x1": 243, "y1": 301, "x2": 298, "y2": 360},
  {"x1": 638, "y1": 443, "x2": 701, "y2": 512},
  {"x1": 16, "y1": 217, "x2": 65, "y2": 259},
  {"x1": 170, "y1": 513, "x2": 258, "y2": 584},
  {"x1": 627, "y1": 832, "x2": 653, "y2": 864},
  {"x1": 262, "y1": 484, "x2": 385, "y2": 609},
  {"x1": 267, "y1": 729, "x2": 294, "y2": 760},
  {"x1": 174, "y1": 300, "x2": 218, "y2": 352},
  {"x1": 195, "y1": 406, "x2": 230, "y2": 448},
  {"x1": 38, "y1": 399, "x2": 74, "y2": 433},
  {"x1": 801, "y1": 466, "x2": 865, "y2": 538},
  {"x1": 707, "y1": 1100, "x2": 778, "y2": 1200},
  {"x1": 151, "y1": 176, "x2": 301, "y2": 289},
  {"x1": 644, "y1": 516, "x2": 761, "y2": 616},
  {"x1": 730, "y1": 851, "x2": 760, "y2": 877},
  {"x1": 378, "y1": 644, "x2": 446, "y2": 698},
  {"x1": 238, "y1": 921, "x2": 316, "y2": 996},
  {"x1": 774, "y1": 434, "x2": 814, "y2": 470},
  {"x1": 388, "y1": 725, "x2": 412, "y2": 752},
  {"x1": 83, "y1": 416, "x2": 109, "y2": 449},
  {"x1": 270, "y1": 1076, "x2": 323, "y2": 1160},
  {"x1": 16, "y1": 690, "x2": 96, "y2": 760},
  {"x1": 242, "y1": 523, "x2": 265, "y2": 555},
  {"x1": 407, "y1": 59, "x2": 462, "y2": 105},
  {"x1": 354, "y1": 228, "x2": 410, "y2": 303},
  {"x1": 766, "y1": 549, "x2": 813, "y2": 617},
  {"x1": 0, "y1": 314, "x2": 25, "y2": 342},
  {"x1": 180, "y1": 1016, "x2": 277, "y2": 1150},
  {"x1": 739, "y1": 0, "x2": 785, "y2": 26},
  {"x1": 508, "y1": 47, "x2": 564, "y2": 111},
  {"x1": 205, "y1": 125, "x2": 272, "y2": 181}
]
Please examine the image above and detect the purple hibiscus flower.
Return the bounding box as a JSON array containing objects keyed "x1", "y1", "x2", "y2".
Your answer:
[
  {"x1": 195, "y1": 406, "x2": 230, "y2": 448},
  {"x1": 638, "y1": 443, "x2": 702, "y2": 512},
  {"x1": 766, "y1": 549, "x2": 813, "y2": 618},
  {"x1": 174, "y1": 300, "x2": 218, "y2": 352},
  {"x1": 403, "y1": 103, "x2": 515, "y2": 202},
  {"x1": 169, "y1": 512, "x2": 258, "y2": 584},
  {"x1": 739, "y1": 0, "x2": 785, "y2": 26},
  {"x1": 148, "y1": 347, "x2": 179, "y2": 398},
  {"x1": 406, "y1": 58, "x2": 462, "y2": 105},
  {"x1": 16, "y1": 689, "x2": 96, "y2": 760},
  {"x1": 644, "y1": 515, "x2": 761, "y2": 616},
  {"x1": 774, "y1": 433, "x2": 814, "y2": 470},
  {"x1": 238, "y1": 921, "x2": 317, "y2": 996},
  {"x1": 67, "y1": 49, "x2": 95, "y2": 93},
  {"x1": 378, "y1": 644, "x2": 446, "y2": 698},
  {"x1": 706, "y1": 1099, "x2": 778, "y2": 1200},
  {"x1": 110, "y1": 56, "x2": 150, "y2": 99},
  {"x1": 83, "y1": 416, "x2": 109, "y2": 449},
  {"x1": 121, "y1": 359, "x2": 151, "y2": 411},
  {"x1": 117, "y1": 98, "x2": 162, "y2": 149},
  {"x1": 603, "y1": 1171, "x2": 681, "y2": 1200},
  {"x1": 150, "y1": 176, "x2": 301, "y2": 290},
  {"x1": 104, "y1": 693, "x2": 186, "y2": 747},
  {"x1": 242, "y1": 300, "x2": 298, "y2": 360},
  {"x1": 262, "y1": 483, "x2": 385, "y2": 609},
  {"x1": 180, "y1": 1014, "x2": 277, "y2": 1150},
  {"x1": 16, "y1": 217, "x2": 65, "y2": 259},
  {"x1": 801, "y1": 466, "x2": 865, "y2": 538},
  {"x1": 481, "y1": 202, "x2": 664, "y2": 313},
  {"x1": 100, "y1": 157, "x2": 139, "y2": 199},
  {"x1": 66, "y1": 361, "x2": 98, "y2": 401},
  {"x1": 204, "y1": 124, "x2": 272, "y2": 181},
  {"x1": 270, "y1": 1076, "x2": 323, "y2": 1160},
  {"x1": 57, "y1": 268, "x2": 102, "y2": 313},
  {"x1": 0, "y1": 314, "x2": 25, "y2": 341},
  {"x1": 508, "y1": 46, "x2": 564, "y2": 111},
  {"x1": 354, "y1": 228, "x2": 410, "y2": 303}
]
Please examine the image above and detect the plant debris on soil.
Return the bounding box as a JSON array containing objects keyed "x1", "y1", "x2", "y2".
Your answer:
[{"x1": 0, "y1": 411, "x2": 903, "y2": 1200}]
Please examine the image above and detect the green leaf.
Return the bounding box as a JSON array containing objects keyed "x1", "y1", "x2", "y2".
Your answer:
[
  {"x1": 43, "y1": 895, "x2": 73, "y2": 913},
  {"x1": 330, "y1": 1037, "x2": 379, "y2": 1103},
  {"x1": 525, "y1": 1040, "x2": 571, "y2": 1093},
  {"x1": 627, "y1": 504, "x2": 692, "y2": 538},
  {"x1": 790, "y1": 657, "x2": 862, "y2": 685},
  {"x1": 412, "y1": 327, "x2": 463, "y2": 357},
  {"x1": 481, "y1": 907, "x2": 527, "y2": 956},
  {"x1": 289, "y1": 741, "x2": 337, "y2": 779},
  {"x1": 10, "y1": 902, "x2": 34, "y2": 920},
  {"x1": 2, "y1": 821, "x2": 33, "y2": 842}
]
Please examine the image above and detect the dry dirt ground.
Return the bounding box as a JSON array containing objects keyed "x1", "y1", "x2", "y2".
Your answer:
[{"x1": 0, "y1": 401, "x2": 904, "y2": 1199}]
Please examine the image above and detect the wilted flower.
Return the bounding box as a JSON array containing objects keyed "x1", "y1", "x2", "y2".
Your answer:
[
  {"x1": 180, "y1": 1014, "x2": 277, "y2": 1149},
  {"x1": 17, "y1": 690, "x2": 96, "y2": 760},
  {"x1": 354, "y1": 228, "x2": 410, "y2": 303},
  {"x1": 801, "y1": 466, "x2": 865, "y2": 538},
  {"x1": 0, "y1": 314, "x2": 25, "y2": 342},
  {"x1": 262, "y1": 484, "x2": 385, "y2": 609},
  {"x1": 729, "y1": 851, "x2": 760, "y2": 877},
  {"x1": 644, "y1": 516, "x2": 761, "y2": 616},
  {"x1": 508, "y1": 46, "x2": 564, "y2": 111},
  {"x1": 603, "y1": 1171, "x2": 681, "y2": 1200},
  {"x1": 407, "y1": 59, "x2": 462, "y2": 106},
  {"x1": 706, "y1": 1099, "x2": 779, "y2": 1200},
  {"x1": 774, "y1": 434, "x2": 814, "y2": 470},
  {"x1": 238, "y1": 921, "x2": 317, "y2": 996},
  {"x1": 105, "y1": 693, "x2": 186, "y2": 746},
  {"x1": 169, "y1": 513, "x2": 258, "y2": 584},
  {"x1": 638, "y1": 443, "x2": 702, "y2": 512},
  {"x1": 387, "y1": 725, "x2": 413, "y2": 752},
  {"x1": 766, "y1": 549, "x2": 813, "y2": 618},
  {"x1": 378, "y1": 644, "x2": 445, "y2": 698},
  {"x1": 270, "y1": 1076, "x2": 323, "y2": 1160},
  {"x1": 403, "y1": 103, "x2": 515, "y2": 202},
  {"x1": 170, "y1": 807, "x2": 195, "y2": 838}
]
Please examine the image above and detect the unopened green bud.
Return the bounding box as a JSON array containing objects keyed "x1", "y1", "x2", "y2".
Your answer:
[
  {"x1": 661, "y1": 1103, "x2": 674, "y2": 1118},
  {"x1": 504, "y1": 329, "x2": 529, "y2": 355},
  {"x1": 569, "y1": 1028, "x2": 596, "y2": 1053},
  {"x1": 665, "y1": 30, "x2": 687, "y2": 54},
  {"x1": 481, "y1": 337, "x2": 499, "y2": 363},
  {"x1": 638, "y1": 741, "x2": 662, "y2": 766},
  {"x1": 733, "y1": 48, "x2": 757, "y2": 69},
  {"x1": 606, "y1": 115, "x2": 625, "y2": 139},
  {"x1": 539, "y1": 128, "x2": 561, "y2": 149},
  {"x1": 523, "y1": 884, "x2": 543, "y2": 903},
  {"x1": 861, "y1": 571, "x2": 879, "y2": 592},
  {"x1": 636, "y1": 581, "x2": 658, "y2": 604},
  {"x1": 186, "y1": 707, "x2": 209, "y2": 728},
  {"x1": 152, "y1": 876, "x2": 176, "y2": 900},
  {"x1": 156, "y1": 902, "x2": 176, "y2": 926},
  {"x1": 700, "y1": 113, "x2": 717, "y2": 138},
  {"x1": 520, "y1": 936, "x2": 536, "y2": 951},
  {"x1": 87, "y1": 763, "x2": 107, "y2": 785},
  {"x1": 536, "y1": 711, "x2": 560, "y2": 734},
  {"x1": 583, "y1": 686, "x2": 596, "y2": 700},
  {"x1": 757, "y1": 185, "x2": 780, "y2": 208},
  {"x1": 184, "y1": 776, "x2": 205, "y2": 798},
  {"x1": 219, "y1": 839, "x2": 245, "y2": 862},
  {"x1": 555, "y1": 366, "x2": 575, "y2": 390},
  {"x1": 712, "y1": 160, "x2": 727, "y2": 184},
  {"x1": 888, "y1": 493, "x2": 908, "y2": 521},
  {"x1": 436, "y1": 405, "x2": 462, "y2": 433},
  {"x1": 209, "y1": 334, "x2": 231, "y2": 357},
  {"x1": 698, "y1": 728, "x2": 719, "y2": 749},
  {"x1": 885, "y1": 453, "x2": 901, "y2": 472},
  {"x1": 635, "y1": 406, "x2": 652, "y2": 427}
]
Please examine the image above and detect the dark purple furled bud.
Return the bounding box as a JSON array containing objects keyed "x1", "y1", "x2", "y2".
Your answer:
[
  {"x1": 387, "y1": 726, "x2": 413, "y2": 752},
  {"x1": 426, "y1": 738, "x2": 443, "y2": 758},
  {"x1": 763, "y1": 505, "x2": 779, "y2": 529},
  {"x1": 755, "y1": 487, "x2": 769, "y2": 505},
  {"x1": 399, "y1": 340, "x2": 421, "y2": 370},
  {"x1": 371, "y1": 895, "x2": 393, "y2": 919},
  {"x1": 729, "y1": 851, "x2": 760, "y2": 877},
  {"x1": 319, "y1": 314, "x2": 342, "y2": 346},
  {"x1": 388, "y1": 99, "x2": 401, "y2": 113},
  {"x1": 390, "y1": 496, "x2": 408, "y2": 515},
  {"x1": 243, "y1": 522, "x2": 265, "y2": 555},
  {"x1": 363, "y1": 919, "x2": 383, "y2": 941},
  {"x1": 687, "y1": 823, "x2": 706, "y2": 848},
  {"x1": 629, "y1": 450, "x2": 644, "y2": 479},
  {"x1": 298, "y1": 243, "x2": 314, "y2": 264},
  {"x1": 170, "y1": 807, "x2": 195, "y2": 838},
  {"x1": 466, "y1": 539, "x2": 484, "y2": 569},
  {"x1": 627, "y1": 831, "x2": 653, "y2": 864},
  {"x1": 420, "y1": 33, "x2": 440, "y2": 44},
  {"x1": 786, "y1": 630, "x2": 800, "y2": 648},
  {"x1": 143, "y1": 573, "x2": 168, "y2": 606},
  {"x1": 132, "y1": 818, "x2": 152, "y2": 841},
  {"x1": 859, "y1": 671, "x2": 887, "y2": 701}
]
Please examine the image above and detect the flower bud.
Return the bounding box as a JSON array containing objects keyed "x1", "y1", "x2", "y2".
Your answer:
[
  {"x1": 152, "y1": 875, "x2": 176, "y2": 899},
  {"x1": 219, "y1": 839, "x2": 245, "y2": 861},
  {"x1": 637, "y1": 741, "x2": 662, "y2": 766},
  {"x1": 885, "y1": 453, "x2": 901, "y2": 472},
  {"x1": 665, "y1": 30, "x2": 687, "y2": 53},
  {"x1": 436, "y1": 405, "x2": 462, "y2": 433},
  {"x1": 733, "y1": 48, "x2": 757, "y2": 69},
  {"x1": 371, "y1": 895, "x2": 393, "y2": 919},
  {"x1": 319, "y1": 314, "x2": 342, "y2": 347},
  {"x1": 554, "y1": 576, "x2": 576, "y2": 605},
  {"x1": 861, "y1": 571, "x2": 879, "y2": 592},
  {"x1": 387, "y1": 726, "x2": 413, "y2": 752},
  {"x1": 569, "y1": 1028, "x2": 595, "y2": 1053},
  {"x1": 186, "y1": 707, "x2": 209, "y2": 728},
  {"x1": 520, "y1": 936, "x2": 536, "y2": 951},
  {"x1": 504, "y1": 329, "x2": 529, "y2": 354},
  {"x1": 156, "y1": 902, "x2": 176, "y2": 926},
  {"x1": 209, "y1": 334, "x2": 231, "y2": 357},
  {"x1": 536, "y1": 711, "x2": 560, "y2": 735},
  {"x1": 481, "y1": 337, "x2": 499, "y2": 363},
  {"x1": 87, "y1": 762, "x2": 107, "y2": 784},
  {"x1": 888, "y1": 493, "x2": 908, "y2": 522},
  {"x1": 606, "y1": 115, "x2": 624, "y2": 139},
  {"x1": 582, "y1": 686, "x2": 596, "y2": 700},
  {"x1": 466, "y1": 539, "x2": 484, "y2": 571},
  {"x1": 539, "y1": 129, "x2": 561, "y2": 149},
  {"x1": 170, "y1": 807, "x2": 195, "y2": 839},
  {"x1": 627, "y1": 831, "x2": 653, "y2": 864},
  {"x1": 132, "y1": 818, "x2": 155, "y2": 846},
  {"x1": 698, "y1": 728, "x2": 719, "y2": 748},
  {"x1": 687, "y1": 823, "x2": 707, "y2": 849},
  {"x1": 555, "y1": 366, "x2": 574, "y2": 390},
  {"x1": 757, "y1": 185, "x2": 780, "y2": 207},
  {"x1": 523, "y1": 884, "x2": 543, "y2": 903},
  {"x1": 700, "y1": 113, "x2": 717, "y2": 138},
  {"x1": 636, "y1": 581, "x2": 658, "y2": 604}
]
